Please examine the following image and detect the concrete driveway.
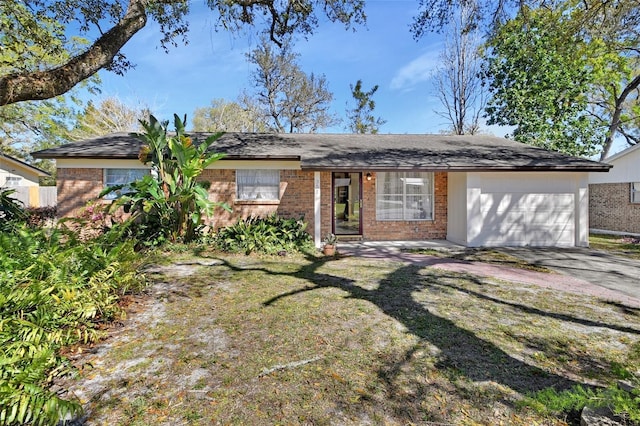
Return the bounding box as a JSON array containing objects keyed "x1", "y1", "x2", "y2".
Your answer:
[{"x1": 499, "y1": 247, "x2": 640, "y2": 301}]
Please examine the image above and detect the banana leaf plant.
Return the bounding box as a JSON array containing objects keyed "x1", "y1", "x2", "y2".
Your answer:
[{"x1": 101, "y1": 114, "x2": 231, "y2": 244}]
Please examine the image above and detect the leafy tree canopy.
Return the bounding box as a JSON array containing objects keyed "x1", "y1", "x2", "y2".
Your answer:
[
  {"x1": 68, "y1": 97, "x2": 150, "y2": 141},
  {"x1": 483, "y1": 6, "x2": 606, "y2": 156},
  {"x1": 483, "y1": 2, "x2": 640, "y2": 158},
  {"x1": 0, "y1": 4, "x2": 100, "y2": 168},
  {"x1": 0, "y1": 0, "x2": 366, "y2": 106},
  {"x1": 412, "y1": 0, "x2": 639, "y2": 158},
  {"x1": 192, "y1": 98, "x2": 268, "y2": 132}
]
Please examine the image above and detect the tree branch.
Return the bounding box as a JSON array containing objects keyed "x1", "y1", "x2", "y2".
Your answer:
[
  {"x1": 600, "y1": 72, "x2": 640, "y2": 160},
  {"x1": 0, "y1": 0, "x2": 148, "y2": 106}
]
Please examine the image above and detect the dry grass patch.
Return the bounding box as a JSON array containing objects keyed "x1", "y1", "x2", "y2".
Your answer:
[
  {"x1": 403, "y1": 247, "x2": 553, "y2": 273},
  {"x1": 62, "y1": 251, "x2": 640, "y2": 425}
]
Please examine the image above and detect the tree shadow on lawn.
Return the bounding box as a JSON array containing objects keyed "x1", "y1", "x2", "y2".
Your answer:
[
  {"x1": 434, "y1": 280, "x2": 640, "y2": 335},
  {"x1": 214, "y1": 255, "x2": 603, "y2": 395}
]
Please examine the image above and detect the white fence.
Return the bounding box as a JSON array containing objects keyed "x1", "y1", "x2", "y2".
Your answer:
[{"x1": 5, "y1": 186, "x2": 56, "y2": 208}]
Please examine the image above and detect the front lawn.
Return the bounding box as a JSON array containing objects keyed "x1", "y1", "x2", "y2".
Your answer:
[
  {"x1": 589, "y1": 234, "x2": 640, "y2": 260},
  {"x1": 402, "y1": 247, "x2": 553, "y2": 272},
  {"x1": 63, "y1": 251, "x2": 640, "y2": 425}
]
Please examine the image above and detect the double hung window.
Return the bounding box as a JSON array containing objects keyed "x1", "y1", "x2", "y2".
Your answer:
[
  {"x1": 236, "y1": 170, "x2": 280, "y2": 201},
  {"x1": 104, "y1": 169, "x2": 149, "y2": 199},
  {"x1": 376, "y1": 172, "x2": 433, "y2": 220},
  {"x1": 632, "y1": 182, "x2": 640, "y2": 204}
]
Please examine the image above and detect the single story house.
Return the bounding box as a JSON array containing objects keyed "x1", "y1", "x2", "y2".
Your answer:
[
  {"x1": 32, "y1": 133, "x2": 611, "y2": 248},
  {"x1": 589, "y1": 143, "x2": 640, "y2": 235},
  {"x1": 1, "y1": 153, "x2": 51, "y2": 207},
  {"x1": 1, "y1": 153, "x2": 49, "y2": 188}
]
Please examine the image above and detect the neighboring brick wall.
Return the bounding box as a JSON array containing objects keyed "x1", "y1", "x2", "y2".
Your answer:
[
  {"x1": 361, "y1": 172, "x2": 448, "y2": 241},
  {"x1": 589, "y1": 183, "x2": 640, "y2": 234},
  {"x1": 56, "y1": 168, "x2": 104, "y2": 217}
]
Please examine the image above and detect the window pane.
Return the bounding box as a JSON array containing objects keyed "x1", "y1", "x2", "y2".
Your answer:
[
  {"x1": 237, "y1": 170, "x2": 280, "y2": 200},
  {"x1": 5, "y1": 177, "x2": 22, "y2": 187},
  {"x1": 632, "y1": 183, "x2": 640, "y2": 203},
  {"x1": 376, "y1": 172, "x2": 433, "y2": 221},
  {"x1": 382, "y1": 172, "x2": 403, "y2": 194},
  {"x1": 405, "y1": 195, "x2": 431, "y2": 220},
  {"x1": 404, "y1": 172, "x2": 429, "y2": 195},
  {"x1": 377, "y1": 195, "x2": 404, "y2": 220},
  {"x1": 104, "y1": 169, "x2": 148, "y2": 199},
  {"x1": 105, "y1": 169, "x2": 148, "y2": 186}
]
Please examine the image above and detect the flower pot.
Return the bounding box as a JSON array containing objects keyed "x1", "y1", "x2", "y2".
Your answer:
[{"x1": 323, "y1": 244, "x2": 336, "y2": 256}]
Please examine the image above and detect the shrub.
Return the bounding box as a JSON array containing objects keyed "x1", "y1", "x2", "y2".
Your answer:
[
  {"x1": 0, "y1": 189, "x2": 27, "y2": 232},
  {"x1": 25, "y1": 206, "x2": 57, "y2": 228},
  {"x1": 0, "y1": 225, "x2": 145, "y2": 425},
  {"x1": 215, "y1": 214, "x2": 313, "y2": 255}
]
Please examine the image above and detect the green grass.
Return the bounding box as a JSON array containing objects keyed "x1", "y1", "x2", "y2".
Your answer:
[
  {"x1": 589, "y1": 234, "x2": 640, "y2": 260},
  {"x1": 62, "y1": 251, "x2": 640, "y2": 425}
]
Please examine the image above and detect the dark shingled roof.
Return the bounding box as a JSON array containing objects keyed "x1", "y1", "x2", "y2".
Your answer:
[{"x1": 32, "y1": 132, "x2": 611, "y2": 172}]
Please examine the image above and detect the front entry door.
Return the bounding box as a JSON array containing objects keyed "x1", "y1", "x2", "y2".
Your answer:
[{"x1": 333, "y1": 172, "x2": 362, "y2": 236}]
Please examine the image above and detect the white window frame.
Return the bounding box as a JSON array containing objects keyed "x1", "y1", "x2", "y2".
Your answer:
[
  {"x1": 4, "y1": 176, "x2": 22, "y2": 187},
  {"x1": 632, "y1": 182, "x2": 640, "y2": 204},
  {"x1": 236, "y1": 169, "x2": 280, "y2": 201},
  {"x1": 103, "y1": 168, "x2": 149, "y2": 200},
  {"x1": 376, "y1": 172, "x2": 434, "y2": 221}
]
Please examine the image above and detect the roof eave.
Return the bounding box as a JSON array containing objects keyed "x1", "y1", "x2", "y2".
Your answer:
[
  {"x1": 32, "y1": 153, "x2": 140, "y2": 160},
  {"x1": 1, "y1": 154, "x2": 51, "y2": 176},
  {"x1": 220, "y1": 155, "x2": 301, "y2": 161},
  {"x1": 301, "y1": 165, "x2": 613, "y2": 172}
]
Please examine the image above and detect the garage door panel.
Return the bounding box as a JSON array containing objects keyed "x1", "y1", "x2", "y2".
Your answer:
[
  {"x1": 489, "y1": 223, "x2": 528, "y2": 235},
  {"x1": 476, "y1": 192, "x2": 575, "y2": 246},
  {"x1": 480, "y1": 193, "x2": 524, "y2": 213},
  {"x1": 528, "y1": 230, "x2": 575, "y2": 247},
  {"x1": 528, "y1": 210, "x2": 574, "y2": 224}
]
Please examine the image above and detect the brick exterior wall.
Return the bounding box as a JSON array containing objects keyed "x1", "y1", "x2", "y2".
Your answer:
[
  {"x1": 57, "y1": 167, "x2": 448, "y2": 241},
  {"x1": 359, "y1": 171, "x2": 448, "y2": 241},
  {"x1": 589, "y1": 183, "x2": 640, "y2": 234},
  {"x1": 200, "y1": 169, "x2": 316, "y2": 235},
  {"x1": 56, "y1": 168, "x2": 104, "y2": 217},
  {"x1": 318, "y1": 171, "x2": 448, "y2": 240}
]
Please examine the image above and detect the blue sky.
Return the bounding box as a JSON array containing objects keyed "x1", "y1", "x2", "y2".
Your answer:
[
  {"x1": 95, "y1": 0, "x2": 484, "y2": 135},
  {"x1": 81, "y1": 0, "x2": 635, "y2": 156}
]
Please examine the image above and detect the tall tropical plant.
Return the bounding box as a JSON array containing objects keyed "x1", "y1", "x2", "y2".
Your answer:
[{"x1": 102, "y1": 114, "x2": 230, "y2": 244}]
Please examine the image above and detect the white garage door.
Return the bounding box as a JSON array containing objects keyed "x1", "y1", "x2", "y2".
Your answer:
[{"x1": 477, "y1": 193, "x2": 575, "y2": 246}]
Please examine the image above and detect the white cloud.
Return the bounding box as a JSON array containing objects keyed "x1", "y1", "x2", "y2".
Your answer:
[{"x1": 390, "y1": 53, "x2": 439, "y2": 92}]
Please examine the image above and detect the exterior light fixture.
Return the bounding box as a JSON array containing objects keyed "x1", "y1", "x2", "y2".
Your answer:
[{"x1": 366, "y1": 172, "x2": 372, "y2": 181}]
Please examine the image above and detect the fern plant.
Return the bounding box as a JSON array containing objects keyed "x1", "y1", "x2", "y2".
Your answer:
[
  {"x1": 0, "y1": 225, "x2": 144, "y2": 425},
  {"x1": 215, "y1": 214, "x2": 313, "y2": 254}
]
